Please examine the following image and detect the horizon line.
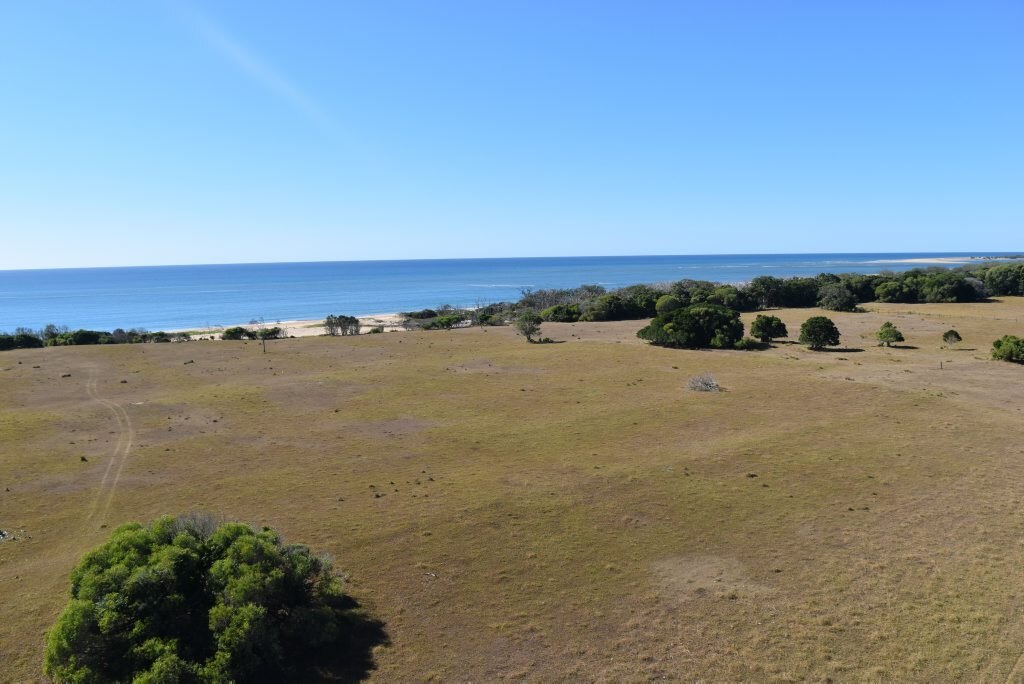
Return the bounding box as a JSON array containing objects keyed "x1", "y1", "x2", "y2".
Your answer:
[{"x1": 2, "y1": 251, "x2": 1019, "y2": 274}]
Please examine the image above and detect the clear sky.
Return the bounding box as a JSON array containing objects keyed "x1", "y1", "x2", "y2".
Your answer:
[{"x1": 1, "y1": 1, "x2": 1021, "y2": 269}]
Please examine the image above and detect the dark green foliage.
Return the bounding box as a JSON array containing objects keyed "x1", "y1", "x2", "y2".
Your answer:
[
  {"x1": 0, "y1": 332, "x2": 44, "y2": 350},
  {"x1": 256, "y1": 327, "x2": 283, "y2": 340},
  {"x1": 654, "y1": 294, "x2": 682, "y2": 315},
  {"x1": 403, "y1": 309, "x2": 438, "y2": 320},
  {"x1": 992, "y1": 335, "x2": 1024, "y2": 363},
  {"x1": 778, "y1": 278, "x2": 820, "y2": 308},
  {"x1": 876, "y1": 321, "x2": 905, "y2": 347},
  {"x1": 580, "y1": 294, "x2": 630, "y2": 321},
  {"x1": 421, "y1": 314, "x2": 466, "y2": 330},
  {"x1": 221, "y1": 327, "x2": 248, "y2": 341},
  {"x1": 324, "y1": 315, "x2": 360, "y2": 336},
  {"x1": 982, "y1": 263, "x2": 1024, "y2": 296},
  {"x1": 637, "y1": 304, "x2": 744, "y2": 349},
  {"x1": 943, "y1": 329, "x2": 962, "y2": 347},
  {"x1": 747, "y1": 276, "x2": 783, "y2": 309},
  {"x1": 539, "y1": 303, "x2": 581, "y2": 322},
  {"x1": 817, "y1": 283, "x2": 857, "y2": 312},
  {"x1": 750, "y1": 314, "x2": 788, "y2": 344},
  {"x1": 513, "y1": 310, "x2": 542, "y2": 342},
  {"x1": 614, "y1": 284, "x2": 663, "y2": 317},
  {"x1": 706, "y1": 285, "x2": 755, "y2": 311},
  {"x1": 799, "y1": 316, "x2": 841, "y2": 350},
  {"x1": 44, "y1": 515, "x2": 385, "y2": 683}
]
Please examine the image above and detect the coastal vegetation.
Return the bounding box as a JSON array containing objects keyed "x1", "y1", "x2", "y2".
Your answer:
[
  {"x1": 799, "y1": 316, "x2": 842, "y2": 350},
  {"x1": 876, "y1": 321, "x2": 905, "y2": 347},
  {"x1": 4, "y1": 263, "x2": 1021, "y2": 351},
  {"x1": 992, "y1": 335, "x2": 1024, "y2": 363},
  {"x1": 750, "y1": 314, "x2": 788, "y2": 345},
  {"x1": 943, "y1": 329, "x2": 963, "y2": 347},
  {"x1": 44, "y1": 515, "x2": 383, "y2": 682}
]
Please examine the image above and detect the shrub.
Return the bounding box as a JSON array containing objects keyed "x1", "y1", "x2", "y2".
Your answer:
[
  {"x1": 367, "y1": 326, "x2": 384, "y2": 334},
  {"x1": 421, "y1": 314, "x2": 465, "y2": 330},
  {"x1": 44, "y1": 515, "x2": 383, "y2": 682},
  {"x1": 943, "y1": 329, "x2": 962, "y2": 347},
  {"x1": 0, "y1": 333, "x2": 44, "y2": 350},
  {"x1": 750, "y1": 314, "x2": 787, "y2": 344},
  {"x1": 799, "y1": 316, "x2": 841, "y2": 350},
  {"x1": 403, "y1": 309, "x2": 438, "y2": 320},
  {"x1": 540, "y1": 303, "x2": 581, "y2": 322},
  {"x1": 513, "y1": 310, "x2": 542, "y2": 342},
  {"x1": 687, "y1": 373, "x2": 720, "y2": 392},
  {"x1": 817, "y1": 283, "x2": 857, "y2": 312},
  {"x1": 733, "y1": 337, "x2": 763, "y2": 351},
  {"x1": 655, "y1": 294, "x2": 682, "y2": 315},
  {"x1": 876, "y1": 321, "x2": 905, "y2": 347},
  {"x1": 992, "y1": 335, "x2": 1024, "y2": 363},
  {"x1": 221, "y1": 326, "x2": 248, "y2": 341},
  {"x1": 637, "y1": 304, "x2": 744, "y2": 349}
]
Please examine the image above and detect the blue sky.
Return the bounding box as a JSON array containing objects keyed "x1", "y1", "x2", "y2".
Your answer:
[{"x1": 1, "y1": 1, "x2": 1021, "y2": 269}]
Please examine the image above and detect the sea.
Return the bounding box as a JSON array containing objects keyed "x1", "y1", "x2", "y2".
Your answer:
[{"x1": 0, "y1": 253, "x2": 1016, "y2": 332}]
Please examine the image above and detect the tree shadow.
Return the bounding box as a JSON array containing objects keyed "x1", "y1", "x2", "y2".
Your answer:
[
  {"x1": 300, "y1": 595, "x2": 390, "y2": 682},
  {"x1": 816, "y1": 347, "x2": 865, "y2": 353},
  {"x1": 887, "y1": 344, "x2": 919, "y2": 350}
]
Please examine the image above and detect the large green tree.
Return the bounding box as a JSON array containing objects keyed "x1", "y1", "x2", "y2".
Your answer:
[
  {"x1": 750, "y1": 314, "x2": 788, "y2": 345},
  {"x1": 44, "y1": 515, "x2": 384, "y2": 683},
  {"x1": 799, "y1": 316, "x2": 841, "y2": 350},
  {"x1": 876, "y1": 321, "x2": 905, "y2": 347},
  {"x1": 637, "y1": 304, "x2": 744, "y2": 349}
]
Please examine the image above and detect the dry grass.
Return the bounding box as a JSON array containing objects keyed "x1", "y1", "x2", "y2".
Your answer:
[{"x1": 1, "y1": 299, "x2": 1024, "y2": 680}]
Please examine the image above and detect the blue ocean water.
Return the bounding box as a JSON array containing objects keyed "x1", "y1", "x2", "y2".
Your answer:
[{"x1": 0, "y1": 253, "x2": 1014, "y2": 332}]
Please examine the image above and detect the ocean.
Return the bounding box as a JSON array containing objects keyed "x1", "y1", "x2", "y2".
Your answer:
[{"x1": 0, "y1": 253, "x2": 1014, "y2": 332}]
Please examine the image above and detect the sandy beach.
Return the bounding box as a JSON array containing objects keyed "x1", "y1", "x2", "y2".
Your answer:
[{"x1": 172, "y1": 312, "x2": 407, "y2": 338}]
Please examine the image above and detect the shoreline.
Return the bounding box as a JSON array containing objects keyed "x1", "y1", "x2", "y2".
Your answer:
[{"x1": 170, "y1": 312, "x2": 407, "y2": 338}]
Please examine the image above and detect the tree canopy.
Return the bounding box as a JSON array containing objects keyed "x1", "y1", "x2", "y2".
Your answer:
[
  {"x1": 750, "y1": 314, "x2": 788, "y2": 344},
  {"x1": 44, "y1": 515, "x2": 385, "y2": 683},
  {"x1": 799, "y1": 316, "x2": 841, "y2": 350},
  {"x1": 876, "y1": 321, "x2": 905, "y2": 347},
  {"x1": 637, "y1": 303, "x2": 744, "y2": 349}
]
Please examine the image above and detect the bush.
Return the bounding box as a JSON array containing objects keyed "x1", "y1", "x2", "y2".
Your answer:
[
  {"x1": 655, "y1": 294, "x2": 682, "y2": 315},
  {"x1": 943, "y1": 329, "x2": 962, "y2": 347},
  {"x1": 750, "y1": 314, "x2": 787, "y2": 344},
  {"x1": 0, "y1": 333, "x2": 44, "y2": 350},
  {"x1": 637, "y1": 304, "x2": 744, "y2": 349},
  {"x1": 992, "y1": 335, "x2": 1024, "y2": 363},
  {"x1": 221, "y1": 326, "x2": 248, "y2": 341},
  {"x1": 421, "y1": 314, "x2": 465, "y2": 330},
  {"x1": 876, "y1": 321, "x2": 905, "y2": 347},
  {"x1": 44, "y1": 515, "x2": 383, "y2": 682},
  {"x1": 733, "y1": 337, "x2": 763, "y2": 351},
  {"x1": 817, "y1": 283, "x2": 857, "y2": 312},
  {"x1": 799, "y1": 316, "x2": 841, "y2": 350},
  {"x1": 540, "y1": 303, "x2": 581, "y2": 322},
  {"x1": 403, "y1": 309, "x2": 438, "y2": 320},
  {"x1": 513, "y1": 310, "x2": 542, "y2": 342},
  {"x1": 687, "y1": 373, "x2": 720, "y2": 392}
]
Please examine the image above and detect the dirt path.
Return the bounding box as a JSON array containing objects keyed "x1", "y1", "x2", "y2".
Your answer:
[{"x1": 83, "y1": 367, "x2": 135, "y2": 524}]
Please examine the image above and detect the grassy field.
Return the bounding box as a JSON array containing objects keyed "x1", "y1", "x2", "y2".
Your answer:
[{"x1": 2, "y1": 299, "x2": 1024, "y2": 681}]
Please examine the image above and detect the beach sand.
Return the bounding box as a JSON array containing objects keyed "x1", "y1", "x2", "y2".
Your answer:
[{"x1": 173, "y1": 313, "x2": 407, "y2": 338}]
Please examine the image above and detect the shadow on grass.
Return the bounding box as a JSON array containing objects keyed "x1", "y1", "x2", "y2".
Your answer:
[
  {"x1": 815, "y1": 347, "x2": 865, "y2": 353},
  {"x1": 301, "y1": 595, "x2": 390, "y2": 682},
  {"x1": 885, "y1": 345, "x2": 919, "y2": 350}
]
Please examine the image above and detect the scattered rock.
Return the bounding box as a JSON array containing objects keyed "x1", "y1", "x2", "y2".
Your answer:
[
  {"x1": 80, "y1": 456, "x2": 88, "y2": 462},
  {"x1": 61, "y1": 373, "x2": 71, "y2": 378}
]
